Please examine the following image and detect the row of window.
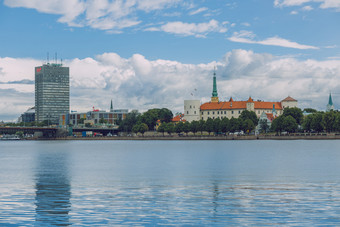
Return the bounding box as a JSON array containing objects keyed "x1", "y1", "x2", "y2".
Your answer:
[{"x1": 204, "y1": 110, "x2": 242, "y2": 115}]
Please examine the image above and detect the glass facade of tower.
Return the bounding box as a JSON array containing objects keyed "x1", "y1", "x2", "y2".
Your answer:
[{"x1": 35, "y1": 64, "x2": 69, "y2": 124}]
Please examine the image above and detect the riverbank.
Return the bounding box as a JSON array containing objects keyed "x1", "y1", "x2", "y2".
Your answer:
[{"x1": 42, "y1": 133, "x2": 340, "y2": 140}]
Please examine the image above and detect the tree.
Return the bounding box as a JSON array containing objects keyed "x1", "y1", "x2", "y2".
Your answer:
[
  {"x1": 220, "y1": 117, "x2": 230, "y2": 134},
  {"x1": 282, "y1": 115, "x2": 298, "y2": 133},
  {"x1": 310, "y1": 113, "x2": 324, "y2": 132},
  {"x1": 229, "y1": 117, "x2": 240, "y2": 133},
  {"x1": 140, "y1": 109, "x2": 159, "y2": 130},
  {"x1": 175, "y1": 122, "x2": 184, "y2": 134},
  {"x1": 259, "y1": 119, "x2": 269, "y2": 133},
  {"x1": 302, "y1": 114, "x2": 313, "y2": 132},
  {"x1": 322, "y1": 111, "x2": 336, "y2": 133},
  {"x1": 138, "y1": 123, "x2": 149, "y2": 136},
  {"x1": 283, "y1": 107, "x2": 303, "y2": 125},
  {"x1": 240, "y1": 110, "x2": 258, "y2": 125},
  {"x1": 271, "y1": 115, "x2": 284, "y2": 134},
  {"x1": 157, "y1": 123, "x2": 166, "y2": 136},
  {"x1": 213, "y1": 118, "x2": 221, "y2": 135},
  {"x1": 159, "y1": 108, "x2": 173, "y2": 123},
  {"x1": 198, "y1": 119, "x2": 205, "y2": 135},
  {"x1": 118, "y1": 110, "x2": 140, "y2": 133},
  {"x1": 165, "y1": 122, "x2": 174, "y2": 135},
  {"x1": 335, "y1": 112, "x2": 340, "y2": 132},
  {"x1": 183, "y1": 121, "x2": 191, "y2": 136},
  {"x1": 204, "y1": 118, "x2": 214, "y2": 135},
  {"x1": 190, "y1": 121, "x2": 199, "y2": 135},
  {"x1": 132, "y1": 124, "x2": 140, "y2": 135},
  {"x1": 242, "y1": 119, "x2": 255, "y2": 134},
  {"x1": 303, "y1": 108, "x2": 317, "y2": 113}
]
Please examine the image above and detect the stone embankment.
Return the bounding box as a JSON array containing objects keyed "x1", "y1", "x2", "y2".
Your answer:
[{"x1": 52, "y1": 133, "x2": 340, "y2": 140}]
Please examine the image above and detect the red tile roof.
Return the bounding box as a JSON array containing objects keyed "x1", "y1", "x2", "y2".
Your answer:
[
  {"x1": 172, "y1": 114, "x2": 186, "y2": 122},
  {"x1": 266, "y1": 113, "x2": 274, "y2": 122},
  {"x1": 281, "y1": 96, "x2": 297, "y2": 102},
  {"x1": 201, "y1": 101, "x2": 282, "y2": 110}
]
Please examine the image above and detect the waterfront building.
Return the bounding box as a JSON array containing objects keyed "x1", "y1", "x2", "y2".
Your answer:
[
  {"x1": 59, "y1": 107, "x2": 129, "y2": 127},
  {"x1": 198, "y1": 71, "x2": 297, "y2": 121},
  {"x1": 35, "y1": 63, "x2": 69, "y2": 124},
  {"x1": 183, "y1": 100, "x2": 200, "y2": 122},
  {"x1": 18, "y1": 107, "x2": 35, "y2": 123},
  {"x1": 326, "y1": 93, "x2": 334, "y2": 112}
]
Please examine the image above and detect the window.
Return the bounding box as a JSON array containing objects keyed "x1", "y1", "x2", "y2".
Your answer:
[
  {"x1": 208, "y1": 112, "x2": 210, "y2": 115},
  {"x1": 194, "y1": 111, "x2": 196, "y2": 114},
  {"x1": 232, "y1": 111, "x2": 234, "y2": 114},
  {"x1": 190, "y1": 105, "x2": 192, "y2": 109},
  {"x1": 187, "y1": 111, "x2": 189, "y2": 114},
  {"x1": 238, "y1": 111, "x2": 240, "y2": 114},
  {"x1": 224, "y1": 111, "x2": 226, "y2": 114},
  {"x1": 202, "y1": 112, "x2": 203, "y2": 115},
  {"x1": 217, "y1": 111, "x2": 219, "y2": 114},
  {"x1": 213, "y1": 112, "x2": 215, "y2": 115}
]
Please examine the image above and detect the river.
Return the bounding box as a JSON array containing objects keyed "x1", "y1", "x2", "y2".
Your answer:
[{"x1": 1, "y1": 140, "x2": 340, "y2": 225}]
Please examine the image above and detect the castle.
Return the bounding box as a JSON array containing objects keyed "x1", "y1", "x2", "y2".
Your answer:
[{"x1": 183, "y1": 71, "x2": 298, "y2": 122}]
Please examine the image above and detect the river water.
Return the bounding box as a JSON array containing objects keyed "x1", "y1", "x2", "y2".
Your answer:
[{"x1": 1, "y1": 140, "x2": 340, "y2": 226}]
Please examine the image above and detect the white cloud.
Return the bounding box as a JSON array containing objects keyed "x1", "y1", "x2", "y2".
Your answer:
[
  {"x1": 1, "y1": 50, "x2": 340, "y2": 121},
  {"x1": 4, "y1": 0, "x2": 181, "y2": 31},
  {"x1": 147, "y1": 20, "x2": 227, "y2": 38},
  {"x1": 274, "y1": 0, "x2": 340, "y2": 11},
  {"x1": 189, "y1": 7, "x2": 208, "y2": 15},
  {"x1": 229, "y1": 31, "x2": 319, "y2": 49},
  {"x1": 302, "y1": 5, "x2": 314, "y2": 10}
]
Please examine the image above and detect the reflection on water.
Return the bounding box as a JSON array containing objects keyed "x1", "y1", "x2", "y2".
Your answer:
[
  {"x1": 1, "y1": 140, "x2": 340, "y2": 225},
  {"x1": 34, "y1": 150, "x2": 71, "y2": 226}
]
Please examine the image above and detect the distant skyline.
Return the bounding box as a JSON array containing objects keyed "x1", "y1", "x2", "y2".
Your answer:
[{"x1": 0, "y1": 0, "x2": 340, "y2": 121}]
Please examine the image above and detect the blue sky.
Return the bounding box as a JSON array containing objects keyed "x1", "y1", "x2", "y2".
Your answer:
[{"x1": 0, "y1": 0, "x2": 340, "y2": 121}]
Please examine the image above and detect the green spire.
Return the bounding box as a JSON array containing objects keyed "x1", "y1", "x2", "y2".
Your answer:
[
  {"x1": 212, "y1": 69, "x2": 218, "y2": 98},
  {"x1": 329, "y1": 93, "x2": 333, "y2": 106}
]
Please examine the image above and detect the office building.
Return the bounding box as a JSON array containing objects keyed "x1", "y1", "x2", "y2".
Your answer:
[{"x1": 35, "y1": 63, "x2": 69, "y2": 124}]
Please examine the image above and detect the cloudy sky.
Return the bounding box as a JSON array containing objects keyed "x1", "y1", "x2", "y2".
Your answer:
[{"x1": 0, "y1": 0, "x2": 340, "y2": 121}]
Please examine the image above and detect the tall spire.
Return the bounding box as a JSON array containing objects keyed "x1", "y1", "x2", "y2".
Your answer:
[
  {"x1": 110, "y1": 99, "x2": 113, "y2": 112},
  {"x1": 211, "y1": 67, "x2": 219, "y2": 102},
  {"x1": 327, "y1": 93, "x2": 334, "y2": 112}
]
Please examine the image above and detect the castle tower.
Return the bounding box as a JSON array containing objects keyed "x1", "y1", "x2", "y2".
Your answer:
[
  {"x1": 211, "y1": 69, "x2": 219, "y2": 102},
  {"x1": 326, "y1": 93, "x2": 334, "y2": 112}
]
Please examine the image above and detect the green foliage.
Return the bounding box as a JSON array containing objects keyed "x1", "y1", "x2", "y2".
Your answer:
[
  {"x1": 220, "y1": 117, "x2": 230, "y2": 134},
  {"x1": 139, "y1": 108, "x2": 173, "y2": 130},
  {"x1": 204, "y1": 118, "x2": 214, "y2": 135},
  {"x1": 302, "y1": 114, "x2": 313, "y2": 131},
  {"x1": 283, "y1": 107, "x2": 303, "y2": 125},
  {"x1": 183, "y1": 121, "x2": 191, "y2": 135},
  {"x1": 164, "y1": 122, "x2": 174, "y2": 135},
  {"x1": 303, "y1": 108, "x2": 317, "y2": 113},
  {"x1": 85, "y1": 123, "x2": 92, "y2": 128},
  {"x1": 282, "y1": 115, "x2": 298, "y2": 133},
  {"x1": 310, "y1": 113, "x2": 324, "y2": 132},
  {"x1": 118, "y1": 111, "x2": 140, "y2": 133},
  {"x1": 190, "y1": 120, "x2": 199, "y2": 135},
  {"x1": 240, "y1": 110, "x2": 258, "y2": 125},
  {"x1": 242, "y1": 119, "x2": 255, "y2": 134},
  {"x1": 213, "y1": 118, "x2": 221, "y2": 134},
  {"x1": 198, "y1": 119, "x2": 205, "y2": 134},
  {"x1": 159, "y1": 108, "x2": 173, "y2": 123},
  {"x1": 322, "y1": 111, "x2": 336, "y2": 132},
  {"x1": 229, "y1": 117, "x2": 240, "y2": 133},
  {"x1": 157, "y1": 123, "x2": 166, "y2": 136},
  {"x1": 259, "y1": 119, "x2": 269, "y2": 133},
  {"x1": 271, "y1": 115, "x2": 284, "y2": 133},
  {"x1": 138, "y1": 123, "x2": 149, "y2": 135},
  {"x1": 78, "y1": 118, "x2": 85, "y2": 124},
  {"x1": 175, "y1": 122, "x2": 184, "y2": 134}
]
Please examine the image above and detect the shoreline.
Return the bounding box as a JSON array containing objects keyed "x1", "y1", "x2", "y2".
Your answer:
[{"x1": 33, "y1": 134, "x2": 340, "y2": 140}]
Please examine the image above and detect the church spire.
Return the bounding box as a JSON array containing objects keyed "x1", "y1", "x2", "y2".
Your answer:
[
  {"x1": 211, "y1": 67, "x2": 219, "y2": 102},
  {"x1": 327, "y1": 93, "x2": 334, "y2": 112},
  {"x1": 110, "y1": 99, "x2": 113, "y2": 112}
]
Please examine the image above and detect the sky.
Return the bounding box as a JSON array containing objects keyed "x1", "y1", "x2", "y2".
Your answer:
[{"x1": 0, "y1": 0, "x2": 340, "y2": 121}]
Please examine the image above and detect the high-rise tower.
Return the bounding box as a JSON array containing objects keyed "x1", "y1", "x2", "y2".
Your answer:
[
  {"x1": 35, "y1": 63, "x2": 69, "y2": 124},
  {"x1": 211, "y1": 69, "x2": 219, "y2": 102}
]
